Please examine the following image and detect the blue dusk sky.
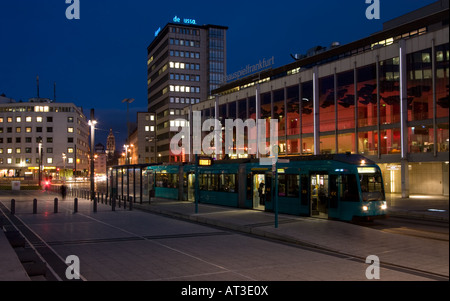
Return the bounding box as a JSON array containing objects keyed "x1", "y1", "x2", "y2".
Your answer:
[{"x1": 0, "y1": 0, "x2": 438, "y2": 145}]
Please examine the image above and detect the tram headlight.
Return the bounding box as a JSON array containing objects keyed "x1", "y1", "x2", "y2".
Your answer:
[
  {"x1": 362, "y1": 205, "x2": 369, "y2": 212},
  {"x1": 381, "y1": 202, "x2": 387, "y2": 210}
]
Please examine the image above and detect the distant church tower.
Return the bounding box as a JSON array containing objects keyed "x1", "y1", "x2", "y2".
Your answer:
[{"x1": 106, "y1": 129, "x2": 116, "y2": 158}]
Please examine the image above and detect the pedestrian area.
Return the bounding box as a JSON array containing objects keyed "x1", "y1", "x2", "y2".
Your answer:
[{"x1": 0, "y1": 190, "x2": 448, "y2": 281}]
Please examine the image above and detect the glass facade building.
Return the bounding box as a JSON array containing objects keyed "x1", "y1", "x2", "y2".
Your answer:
[{"x1": 184, "y1": 6, "x2": 449, "y2": 196}]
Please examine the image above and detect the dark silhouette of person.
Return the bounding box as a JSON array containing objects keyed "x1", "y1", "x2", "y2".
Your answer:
[
  {"x1": 60, "y1": 183, "x2": 67, "y2": 200},
  {"x1": 259, "y1": 182, "x2": 265, "y2": 205}
]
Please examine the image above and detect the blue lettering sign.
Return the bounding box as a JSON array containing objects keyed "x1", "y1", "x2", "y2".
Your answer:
[
  {"x1": 184, "y1": 18, "x2": 196, "y2": 25},
  {"x1": 155, "y1": 27, "x2": 161, "y2": 37},
  {"x1": 172, "y1": 16, "x2": 196, "y2": 25}
]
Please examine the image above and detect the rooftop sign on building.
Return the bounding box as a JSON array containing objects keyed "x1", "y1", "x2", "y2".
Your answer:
[
  {"x1": 155, "y1": 16, "x2": 198, "y2": 37},
  {"x1": 225, "y1": 56, "x2": 275, "y2": 83}
]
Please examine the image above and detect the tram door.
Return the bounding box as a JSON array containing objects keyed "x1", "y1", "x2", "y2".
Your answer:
[
  {"x1": 187, "y1": 173, "x2": 195, "y2": 202},
  {"x1": 310, "y1": 173, "x2": 329, "y2": 218},
  {"x1": 252, "y1": 173, "x2": 271, "y2": 210}
]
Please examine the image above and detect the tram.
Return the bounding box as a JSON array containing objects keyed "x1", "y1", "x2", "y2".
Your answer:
[{"x1": 112, "y1": 154, "x2": 387, "y2": 221}]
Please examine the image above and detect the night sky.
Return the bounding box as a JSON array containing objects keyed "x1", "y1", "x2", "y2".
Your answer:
[{"x1": 0, "y1": 0, "x2": 438, "y2": 146}]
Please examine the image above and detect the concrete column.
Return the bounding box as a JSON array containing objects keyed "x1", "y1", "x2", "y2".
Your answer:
[
  {"x1": 354, "y1": 62, "x2": 358, "y2": 154},
  {"x1": 313, "y1": 66, "x2": 320, "y2": 155},
  {"x1": 256, "y1": 84, "x2": 261, "y2": 158},
  {"x1": 334, "y1": 68, "x2": 338, "y2": 153},
  {"x1": 298, "y1": 77, "x2": 303, "y2": 155},
  {"x1": 399, "y1": 40, "x2": 409, "y2": 198}
]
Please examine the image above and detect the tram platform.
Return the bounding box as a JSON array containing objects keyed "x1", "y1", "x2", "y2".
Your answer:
[{"x1": 0, "y1": 190, "x2": 448, "y2": 281}]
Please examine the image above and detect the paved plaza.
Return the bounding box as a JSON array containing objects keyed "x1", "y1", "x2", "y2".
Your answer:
[{"x1": 0, "y1": 190, "x2": 448, "y2": 283}]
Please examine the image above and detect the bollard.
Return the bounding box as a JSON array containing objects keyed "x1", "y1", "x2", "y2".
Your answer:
[
  {"x1": 54, "y1": 198, "x2": 58, "y2": 214},
  {"x1": 74, "y1": 198, "x2": 78, "y2": 213},
  {"x1": 93, "y1": 197, "x2": 97, "y2": 213},
  {"x1": 124, "y1": 196, "x2": 127, "y2": 210},
  {"x1": 10, "y1": 199, "x2": 15, "y2": 215},
  {"x1": 33, "y1": 199, "x2": 38, "y2": 214},
  {"x1": 129, "y1": 196, "x2": 133, "y2": 211},
  {"x1": 112, "y1": 197, "x2": 116, "y2": 212}
]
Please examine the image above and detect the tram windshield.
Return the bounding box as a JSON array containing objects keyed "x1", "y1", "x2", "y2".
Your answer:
[{"x1": 358, "y1": 167, "x2": 385, "y2": 202}]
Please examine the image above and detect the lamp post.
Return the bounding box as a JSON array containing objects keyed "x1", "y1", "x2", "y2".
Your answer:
[
  {"x1": 129, "y1": 144, "x2": 134, "y2": 165},
  {"x1": 62, "y1": 152, "x2": 66, "y2": 181},
  {"x1": 124, "y1": 144, "x2": 129, "y2": 165},
  {"x1": 38, "y1": 136, "x2": 43, "y2": 188},
  {"x1": 88, "y1": 109, "x2": 97, "y2": 202}
]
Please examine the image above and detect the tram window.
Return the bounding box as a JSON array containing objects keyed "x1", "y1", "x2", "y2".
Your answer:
[
  {"x1": 183, "y1": 173, "x2": 188, "y2": 188},
  {"x1": 199, "y1": 174, "x2": 208, "y2": 190},
  {"x1": 278, "y1": 175, "x2": 286, "y2": 196},
  {"x1": 300, "y1": 175, "x2": 308, "y2": 205},
  {"x1": 340, "y1": 174, "x2": 359, "y2": 202},
  {"x1": 287, "y1": 175, "x2": 300, "y2": 197},
  {"x1": 359, "y1": 172, "x2": 384, "y2": 201},
  {"x1": 219, "y1": 174, "x2": 237, "y2": 192},
  {"x1": 209, "y1": 174, "x2": 219, "y2": 191},
  {"x1": 155, "y1": 173, "x2": 179, "y2": 188},
  {"x1": 278, "y1": 174, "x2": 299, "y2": 197},
  {"x1": 199, "y1": 173, "x2": 237, "y2": 192}
]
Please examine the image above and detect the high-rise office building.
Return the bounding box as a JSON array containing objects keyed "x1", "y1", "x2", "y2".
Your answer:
[{"x1": 147, "y1": 19, "x2": 228, "y2": 163}]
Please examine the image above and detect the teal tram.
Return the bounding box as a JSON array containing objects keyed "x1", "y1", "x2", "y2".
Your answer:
[{"x1": 109, "y1": 154, "x2": 387, "y2": 221}]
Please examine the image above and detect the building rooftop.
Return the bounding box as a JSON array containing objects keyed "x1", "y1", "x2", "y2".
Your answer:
[{"x1": 212, "y1": 2, "x2": 449, "y2": 96}]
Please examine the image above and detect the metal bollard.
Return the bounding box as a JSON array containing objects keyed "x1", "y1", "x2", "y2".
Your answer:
[
  {"x1": 112, "y1": 197, "x2": 116, "y2": 212},
  {"x1": 124, "y1": 196, "x2": 127, "y2": 210},
  {"x1": 129, "y1": 196, "x2": 132, "y2": 211},
  {"x1": 33, "y1": 199, "x2": 38, "y2": 214},
  {"x1": 10, "y1": 199, "x2": 15, "y2": 215},
  {"x1": 54, "y1": 198, "x2": 58, "y2": 214},
  {"x1": 74, "y1": 198, "x2": 78, "y2": 213},
  {"x1": 93, "y1": 197, "x2": 97, "y2": 213}
]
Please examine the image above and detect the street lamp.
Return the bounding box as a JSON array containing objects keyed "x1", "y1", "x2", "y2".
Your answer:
[
  {"x1": 123, "y1": 144, "x2": 133, "y2": 165},
  {"x1": 62, "y1": 152, "x2": 66, "y2": 181},
  {"x1": 89, "y1": 110, "x2": 97, "y2": 202},
  {"x1": 38, "y1": 136, "x2": 43, "y2": 188}
]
